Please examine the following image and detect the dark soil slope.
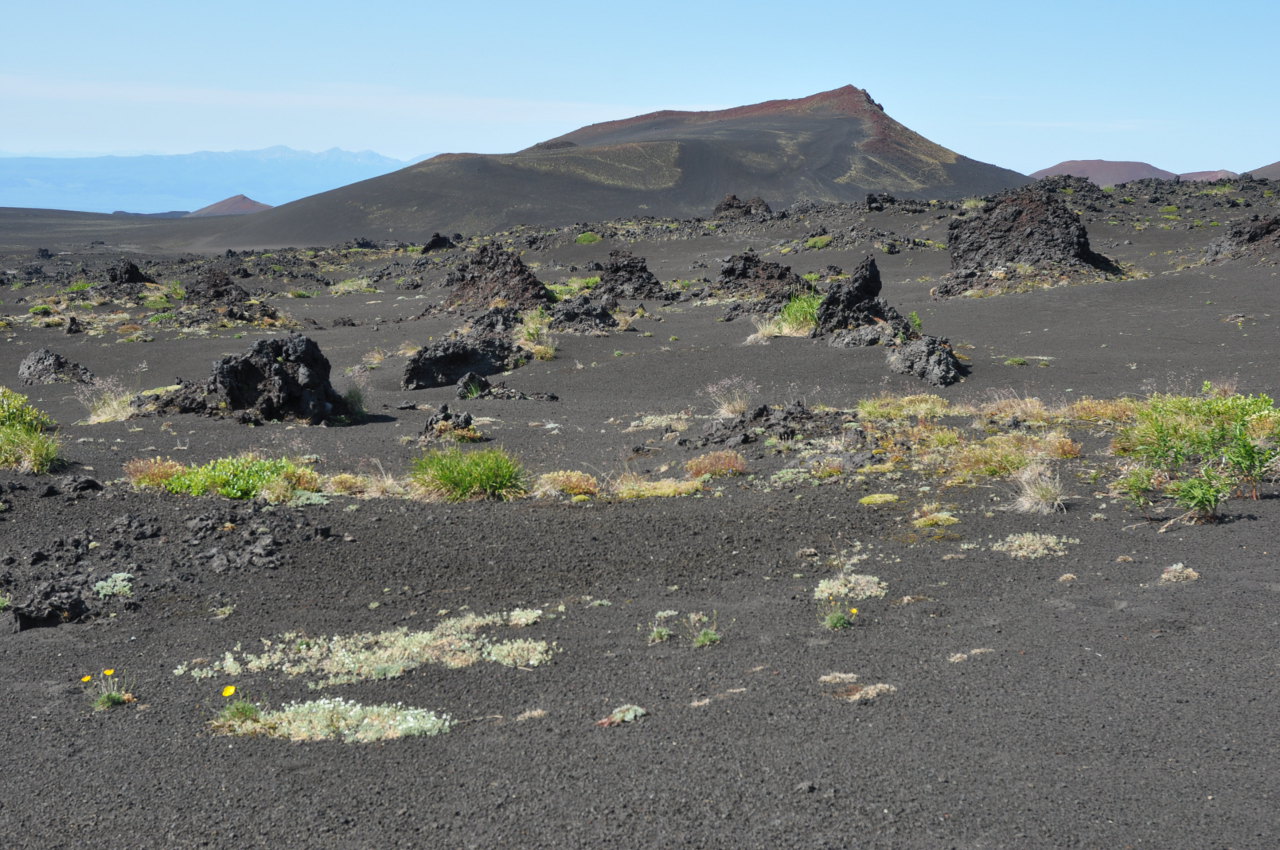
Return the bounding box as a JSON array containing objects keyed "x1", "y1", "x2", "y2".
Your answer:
[
  {"x1": 1246, "y1": 159, "x2": 1280, "y2": 180},
  {"x1": 1, "y1": 175, "x2": 1280, "y2": 847},
  {"x1": 166, "y1": 86, "x2": 1028, "y2": 248}
]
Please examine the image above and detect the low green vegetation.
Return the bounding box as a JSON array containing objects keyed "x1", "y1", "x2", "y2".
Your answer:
[
  {"x1": 596, "y1": 705, "x2": 647, "y2": 727},
  {"x1": 776, "y1": 290, "x2": 822, "y2": 334},
  {"x1": 213, "y1": 696, "x2": 453, "y2": 743},
  {"x1": 411, "y1": 447, "x2": 526, "y2": 501},
  {"x1": 0, "y1": 387, "x2": 60, "y2": 473},
  {"x1": 81, "y1": 669, "x2": 134, "y2": 711},
  {"x1": 93, "y1": 572, "x2": 134, "y2": 599},
  {"x1": 804, "y1": 234, "x2": 833, "y2": 250},
  {"x1": 125, "y1": 454, "x2": 320, "y2": 502},
  {"x1": 547, "y1": 276, "x2": 599, "y2": 300},
  {"x1": 330, "y1": 277, "x2": 378, "y2": 295},
  {"x1": 574, "y1": 231, "x2": 602, "y2": 245},
  {"x1": 1110, "y1": 383, "x2": 1280, "y2": 519},
  {"x1": 177, "y1": 608, "x2": 553, "y2": 689}
]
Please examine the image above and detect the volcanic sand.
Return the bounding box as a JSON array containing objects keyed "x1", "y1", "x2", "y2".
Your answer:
[{"x1": 1, "y1": 187, "x2": 1278, "y2": 847}]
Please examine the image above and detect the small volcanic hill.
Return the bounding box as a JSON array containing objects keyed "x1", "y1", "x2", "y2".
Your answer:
[
  {"x1": 187, "y1": 86, "x2": 1028, "y2": 248},
  {"x1": 1246, "y1": 160, "x2": 1280, "y2": 180},
  {"x1": 184, "y1": 194, "x2": 273, "y2": 218},
  {"x1": 1179, "y1": 169, "x2": 1238, "y2": 182},
  {"x1": 1031, "y1": 160, "x2": 1177, "y2": 184}
]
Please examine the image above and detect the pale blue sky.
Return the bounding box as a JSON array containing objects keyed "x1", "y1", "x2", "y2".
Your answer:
[{"x1": 3, "y1": 0, "x2": 1276, "y2": 174}]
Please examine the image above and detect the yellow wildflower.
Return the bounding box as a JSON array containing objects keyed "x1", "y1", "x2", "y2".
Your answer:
[
  {"x1": 849, "y1": 608, "x2": 858, "y2": 616},
  {"x1": 222, "y1": 685, "x2": 237, "y2": 698},
  {"x1": 103, "y1": 669, "x2": 115, "y2": 676},
  {"x1": 80, "y1": 675, "x2": 92, "y2": 683}
]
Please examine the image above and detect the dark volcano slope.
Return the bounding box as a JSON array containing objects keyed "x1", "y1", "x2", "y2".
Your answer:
[{"x1": 187, "y1": 86, "x2": 1028, "y2": 249}]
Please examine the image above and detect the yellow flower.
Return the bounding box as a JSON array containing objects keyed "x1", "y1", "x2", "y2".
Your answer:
[
  {"x1": 103, "y1": 669, "x2": 115, "y2": 676},
  {"x1": 222, "y1": 685, "x2": 237, "y2": 698},
  {"x1": 849, "y1": 608, "x2": 858, "y2": 616},
  {"x1": 81, "y1": 675, "x2": 92, "y2": 682}
]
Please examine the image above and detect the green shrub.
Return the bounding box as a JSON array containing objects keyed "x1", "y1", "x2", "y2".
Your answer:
[
  {"x1": 1167, "y1": 468, "x2": 1231, "y2": 522},
  {"x1": 0, "y1": 427, "x2": 60, "y2": 473},
  {"x1": 411, "y1": 447, "x2": 526, "y2": 501},
  {"x1": 0, "y1": 388, "x2": 59, "y2": 472},
  {"x1": 0, "y1": 388, "x2": 54, "y2": 433},
  {"x1": 1113, "y1": 387, "x2": 1279, "y2": 473},
  {"x1": 574, "y1": 231, "x2": 602, "y2": 245},
  {"x1": 804, "y1": 234, "x2": 833, "y2": 250}
]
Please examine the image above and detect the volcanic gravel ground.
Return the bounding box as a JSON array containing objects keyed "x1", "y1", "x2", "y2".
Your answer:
[{"x1": 1, "y1": 181, "x2": 1279, "y2": 847}]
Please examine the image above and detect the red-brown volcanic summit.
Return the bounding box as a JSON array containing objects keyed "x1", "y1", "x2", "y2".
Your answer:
[
  {"x1": 1034, "y1": 160, "x2": 1242, "y2": 185},
  {"x1": 1031, "y1": 160, "x2": 1177, "y2": 184},
  {"x1": 184, "y1": 194, "x2": 273, "y2": 218},
  {"x1": 178, "y1": 86, "x2": 1028, "y2": 249}
]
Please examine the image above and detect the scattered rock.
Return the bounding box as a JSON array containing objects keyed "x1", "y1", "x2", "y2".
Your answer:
[
  {"x1": 454, "y1": 372, "x2": 557, "y2": 401},
  {"x1": 95, "y1": 259, "x2": 154, "y2": 299},
  {"x1": 935, "y1": 182, "x2": 1119, "y2": 297},
  {"x1": 716, "y1": 250, "x2": 806, "y2": 313},
  {"x1": 884, "y1": 336, "x2": 962, "y2": 387},
  {"x1": 464, "y1": 306, "x2": 523, "y2": 337},
  {"x1": 17, "y1": 348, "x2": 95, "y2": 385},
  {"x1": 184, "y1": 269, "x2": 278, "y2": 323},
  {"x1": 421, "y1": 233, "x2": 457, "y2": 253},
  {"x1": 141, "y1": 333, "x2": 352, "y2": 424},
  {"x1": 9, "y1": 575, "x2": 94, "y2": 631},
  {"x1": 421, "y1": 404, "x2": 473, "y2": 438},
  {"x1": 1204, "y1": 215, "x2": 1280, "y2": 262},
  {"x1": 813, "y1": 256, "x2": 904, "y2": 338},
  {"x1": 592, "y1": 250, "x2": 670, "y2": 300},
  {"x1": 549, "y1": 294, "x2": 619, "y2": 334},
  {"x1": 443, "y1": 245, "x2": 554, "y2": 311},
  {"x1": 403, "y1": 335, "x2": 516, "y2": 390},
  {"x1": 713, "y1": 194, "x2": 773, "y2": 220}
]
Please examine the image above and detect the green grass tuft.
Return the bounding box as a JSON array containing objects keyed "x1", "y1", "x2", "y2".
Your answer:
[{"x1": 411, "y1": 447, "x2": 526, "y2": 501}]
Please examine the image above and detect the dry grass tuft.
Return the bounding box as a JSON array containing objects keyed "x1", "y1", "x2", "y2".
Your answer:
[
  {"x1": 912, "y1": 502, "x2": 959, "y2": 527},
  {"x1": 1064, "y1": 396, "x2": 1139, "y2": 424},
  {"x1": 76, "y1": 378, "x2": 136, "y2": 424},
  {"x1": 1159, "y1": 563, "x2": 1200, "y2": 584},
  {"x1": 962, "y1": 392, "x2": 1052, "y2": 425},
  {"x1": 123, "y1": 456, "x2": 186, "y2": 488},
  {"x1": 948, "y1": 431, "x2": 1080, "y2": 480},
  {"x1": 684, "y1": 450, "x2": 747, "y2": 478},
  {"x1": 991, "y1": 532, "x2": 1077, "y2": 560},
  {"x1": 534, "y1": 470, "x2": 601, "y2": 498},
  {"x1": 612, "y1": 475, "x2": 703, "y2": 500},
  {"x1": 1009, "y1": 463, "x2": 1067, "y2": 514},
  {"x1": 856, "y1": 393, "x2": 950, "y2": 421}
]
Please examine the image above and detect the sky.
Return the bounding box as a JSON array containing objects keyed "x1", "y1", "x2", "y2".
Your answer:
[{"x1": 3, "y1": 0, "x2": 1277, "y2": 174}]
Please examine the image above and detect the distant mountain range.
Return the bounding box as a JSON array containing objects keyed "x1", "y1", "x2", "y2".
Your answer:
[
  {"x1": 1030, "y1": 159, "x2": 1278, "y2": 185},
  {"x1": 188, "y1": 86, "x2": 1030, "y2": 247},
  {"x1": 0, "y1": 147, "x2": 418, "y2": 214}
]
